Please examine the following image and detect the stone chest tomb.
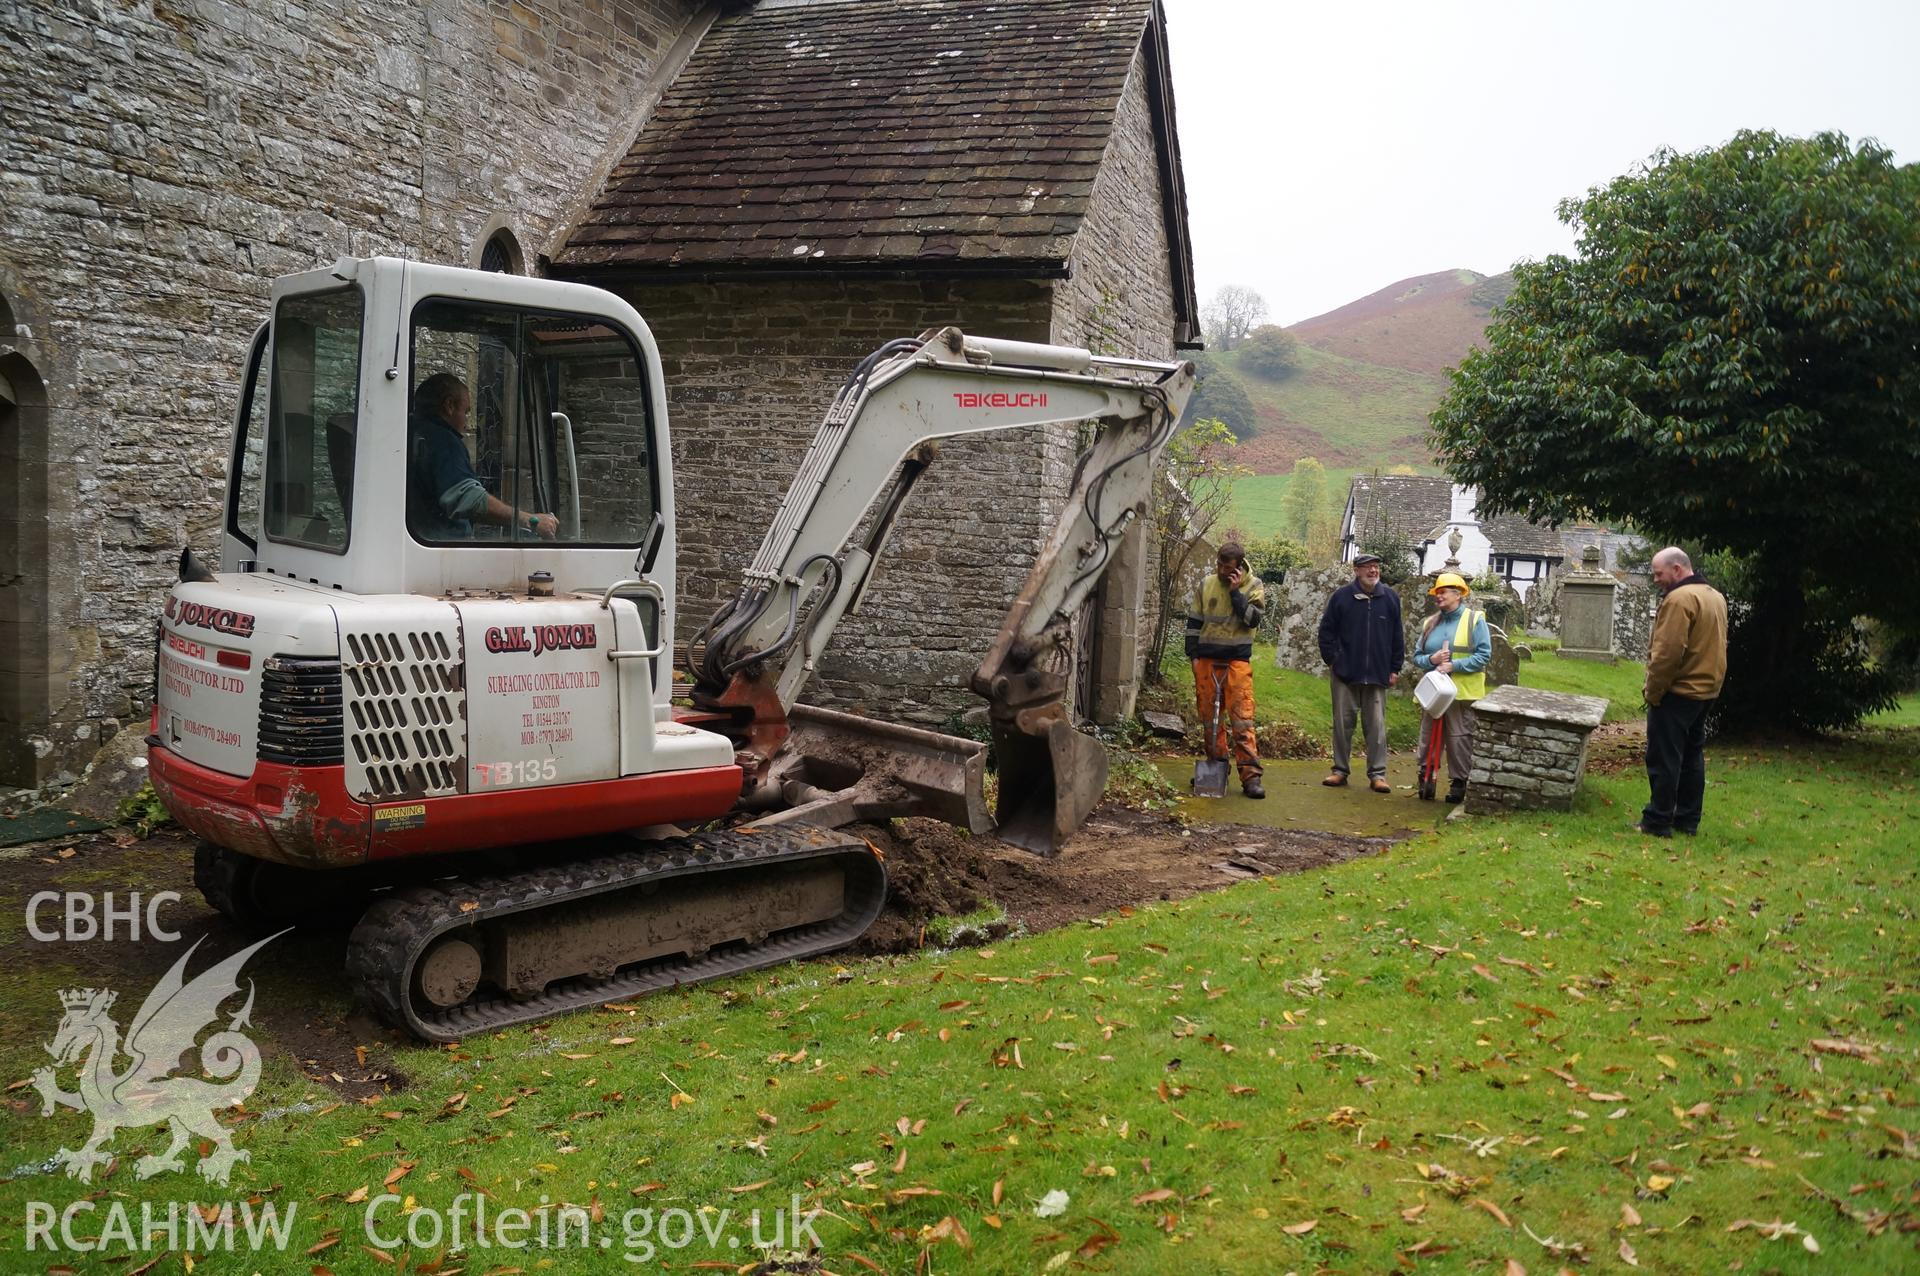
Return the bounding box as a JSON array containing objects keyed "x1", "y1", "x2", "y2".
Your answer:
[{"x1": 1465, "y1": 685, "x2": 1609, "y2": 814}]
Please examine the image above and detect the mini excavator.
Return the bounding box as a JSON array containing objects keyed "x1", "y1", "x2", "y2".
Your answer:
[{"x1": 149, "y1": 258, "x2": 1192, "y2": 1040}]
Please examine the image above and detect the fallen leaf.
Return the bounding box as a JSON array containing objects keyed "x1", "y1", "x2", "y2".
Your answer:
[
  {"x1": 1470, "y1": 1197, "x2": 1512, "y2": 1228},
  {"x1": 382, "y1": 1162, "x2": 415, "y2": 1188},
  {"x1": 728, "y1": 1179, "x2": 773, "y2": 1194},
  {"x1": 1618, "y1": 1238, "x2": 1639, "y2": 1267},
  {"x1": 1619, "y1": 1203, "x2": 1642, "y2": 1227},
  {"x1": 1504, "y1": 1261, "x2": 1527, "y2": 1276},
  {"x1": 1282, "y1": 1219, "x2": 1317, "y2": 1235},
  {"x1": 1132, "y1": 1188, "x2": 1176, "y2": 1205},
  {"x1": 922, "y1": 1215, "x2": 972, "y2": 1250},
  {"x1": 1076, "y1": 1228, "x2": 1118, "y2": 1259}
]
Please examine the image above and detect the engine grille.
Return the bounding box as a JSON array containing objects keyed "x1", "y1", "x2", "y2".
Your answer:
[
  {"x1": 340, "y1": 616, "x2": 467, "y2": 801},
  {"x1": 257, "y1": 656, "x2": 345, "y2": 765}
]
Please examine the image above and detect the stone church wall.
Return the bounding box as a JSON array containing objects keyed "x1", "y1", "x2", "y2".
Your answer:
[
  {"x1": 0, "y1": 0, "x2": 702, "y2": 784},
  {"x1": 1052, "y1": 44, "x2": 1179, "y2": 725}
]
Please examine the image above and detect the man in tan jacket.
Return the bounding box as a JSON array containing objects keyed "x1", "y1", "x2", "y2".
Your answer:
[{"x1": 1638, "y1": 547, "x2": 1728, "y2": 837}]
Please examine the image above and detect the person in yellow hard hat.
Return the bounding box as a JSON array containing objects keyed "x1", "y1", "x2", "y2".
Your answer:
[{"x1": 1411, "y1": 572, "x2": 1492, "y2": 803}]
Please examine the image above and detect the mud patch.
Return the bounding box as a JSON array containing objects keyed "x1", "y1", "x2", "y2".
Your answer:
[
  {"x1": 852, "y1": 801, "x2": 1396, "y2": 954},
  {"x1": 1585, "y1": 719, "x2": 1647, "y2": 777},
  {"x1": 0, "y1": 829, "x2": 407, "y2": 1100}
]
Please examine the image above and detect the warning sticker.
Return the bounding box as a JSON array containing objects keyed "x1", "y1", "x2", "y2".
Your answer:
[{"x1": 372, "y1": 803, "x2": 428, "y2": 831}]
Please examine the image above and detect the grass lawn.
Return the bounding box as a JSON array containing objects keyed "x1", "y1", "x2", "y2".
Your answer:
[
  {"x1": 1509, "y1": 651, "x2": 1648, "y2": 723},
  {"x1": 1868, "y1": 695, "x2": 1920, "y2": 729},
  {"x1": 3, "y1": 731, "x2": 1910, "y2": 1272}
]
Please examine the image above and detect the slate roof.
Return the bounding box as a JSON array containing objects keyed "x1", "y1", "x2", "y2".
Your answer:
[
  {"x1": 1345, "y1": 474, "x2": 1567, "y2": 559},
  {"x1": 553, "y1": 0, "x2": 1194, "y2": 330}
]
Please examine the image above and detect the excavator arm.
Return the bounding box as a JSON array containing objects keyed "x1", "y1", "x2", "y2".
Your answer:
[{"x1": 690, "y1": 327, "x2": 1194, "y2": 853}]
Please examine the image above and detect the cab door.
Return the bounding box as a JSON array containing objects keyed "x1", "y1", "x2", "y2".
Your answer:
[{"x1": 222, "y1": 324, "x2": 269, "y2": 571}]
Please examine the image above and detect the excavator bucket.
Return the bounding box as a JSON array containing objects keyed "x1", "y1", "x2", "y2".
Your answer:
[
  {"x1": 749, "y1": 703, "x2": 992, "y2": 834},
  {"x1": 990, "y1": 714, "x2": 1109, "y2": 857}
]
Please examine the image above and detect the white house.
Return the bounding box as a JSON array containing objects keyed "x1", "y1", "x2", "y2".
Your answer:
[{"x1": 1337, "y1": 475, "x2": 1576, "y2": 599}]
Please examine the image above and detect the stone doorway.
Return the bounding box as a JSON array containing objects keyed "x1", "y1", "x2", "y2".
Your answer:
[{"x1": 1, "y1": 317, "x2": 60, "y2": 787}]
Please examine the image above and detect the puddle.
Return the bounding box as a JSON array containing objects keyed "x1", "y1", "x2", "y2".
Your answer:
[{"x1": 1155, "y1": 755, "x2": 1454, "y2": 839}]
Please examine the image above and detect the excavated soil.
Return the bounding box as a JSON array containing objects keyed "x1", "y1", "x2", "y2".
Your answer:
[{"x1": 851, "y1": 801, "x2": 1395, "y2": 954}]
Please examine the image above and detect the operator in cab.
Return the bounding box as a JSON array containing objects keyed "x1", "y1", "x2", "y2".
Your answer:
[{"x1": 409, "y1": 373, "x2": 559, "y2": 541}]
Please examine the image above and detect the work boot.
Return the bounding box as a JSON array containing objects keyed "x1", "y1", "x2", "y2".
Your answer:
[
  {"x1": 1445, "y1": 780, "x2": 1466, "y2": 804},
  {"x1": 1369, "y1": 777, "x2": 1391, "y2": 794},
  {"x1": 1322, "y1": 773, "x2": 1347, "y2": 788},
  {"x1": 1242, "y1": 777, "x2": 1265, "y2": 800}
]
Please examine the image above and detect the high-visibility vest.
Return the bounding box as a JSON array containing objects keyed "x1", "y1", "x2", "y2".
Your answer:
[
  {"x1": 1186, "y1": 574, "x2": 1263, "y2": 658},
  {"x1": 1445, "y1": 607, "x2": 1486, "y2": 701}
]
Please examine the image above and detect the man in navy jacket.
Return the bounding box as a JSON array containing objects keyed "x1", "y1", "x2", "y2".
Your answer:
[{"x1": 1316, "y1": 554, "x2": 1404, "y2": 792}]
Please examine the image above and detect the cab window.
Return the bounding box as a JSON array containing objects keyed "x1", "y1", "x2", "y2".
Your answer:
[
  {"x1": 265, "y1": 287, "x2": 362, "y2": 552},
  {"x1": 408, "y1": 299, "x2": 658, "y2": 546}
]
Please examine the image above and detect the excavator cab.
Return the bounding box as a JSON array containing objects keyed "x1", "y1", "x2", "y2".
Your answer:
[{"x1": 224, "y1": 258, "x2": 675, "y2": 600}]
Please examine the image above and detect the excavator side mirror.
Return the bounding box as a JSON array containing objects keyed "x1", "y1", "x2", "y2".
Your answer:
[{"x1": 637, "y1": 511, "x2": 666, "y2": 577}]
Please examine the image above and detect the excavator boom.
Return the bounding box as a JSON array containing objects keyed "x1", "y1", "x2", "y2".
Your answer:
[{"x1": 693, "y1": 327, "x2": 1193, "y2": 853}]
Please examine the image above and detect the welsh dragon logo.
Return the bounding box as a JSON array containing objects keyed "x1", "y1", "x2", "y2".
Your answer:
[{"x1": 31, "y1": 932, "x2": 282, "y2": 1186}]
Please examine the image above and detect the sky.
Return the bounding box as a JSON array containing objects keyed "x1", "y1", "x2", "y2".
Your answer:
[{"x1": 1163, "y1": 0, "x2": 1920, "y2": 326}]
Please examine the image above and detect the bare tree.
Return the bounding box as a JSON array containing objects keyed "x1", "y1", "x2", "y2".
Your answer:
[
  {"x1": 1144, "y1": 418, "x2": 1252, "y2": 682},
  {"x1": 1200, "y1": 285, "x2": 1268, "y2": 351}
]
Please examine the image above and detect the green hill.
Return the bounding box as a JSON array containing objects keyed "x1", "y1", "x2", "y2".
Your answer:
[{"x1": 1204, "y1": 268, "x2": 1514, "y2": 539}]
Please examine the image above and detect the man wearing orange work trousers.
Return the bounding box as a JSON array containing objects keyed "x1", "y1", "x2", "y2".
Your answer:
[{"x1": 1184, "y1": 541, "x2": 1266, "y2": 798}]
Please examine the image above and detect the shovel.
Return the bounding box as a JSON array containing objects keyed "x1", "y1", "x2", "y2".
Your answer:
[{"x1": 1192, "y1": 664, "x2": 1231, "y2": 798}]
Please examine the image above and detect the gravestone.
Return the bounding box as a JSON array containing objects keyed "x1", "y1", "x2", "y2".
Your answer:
[
  {"x1": 1525, "y1": 571, "x2": 1561, "y2": 636},
  {"x1": 1612, "y1": 580, "x2": 1655, "y2": 662},
  {"x1": 1268, "y1": 566, "x2": 1368, "y2": 675},
  {"x1": 1556, "y1": 546, "x2": 1618, "y2": 663},
  {"x1": 1486, "y1": 630, "x2": 1520, "y2": 688}
]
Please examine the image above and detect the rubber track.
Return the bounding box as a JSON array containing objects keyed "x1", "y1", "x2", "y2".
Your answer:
[{"x1": 344, "y1": 824, "x2": 886, "y2": 1042}]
